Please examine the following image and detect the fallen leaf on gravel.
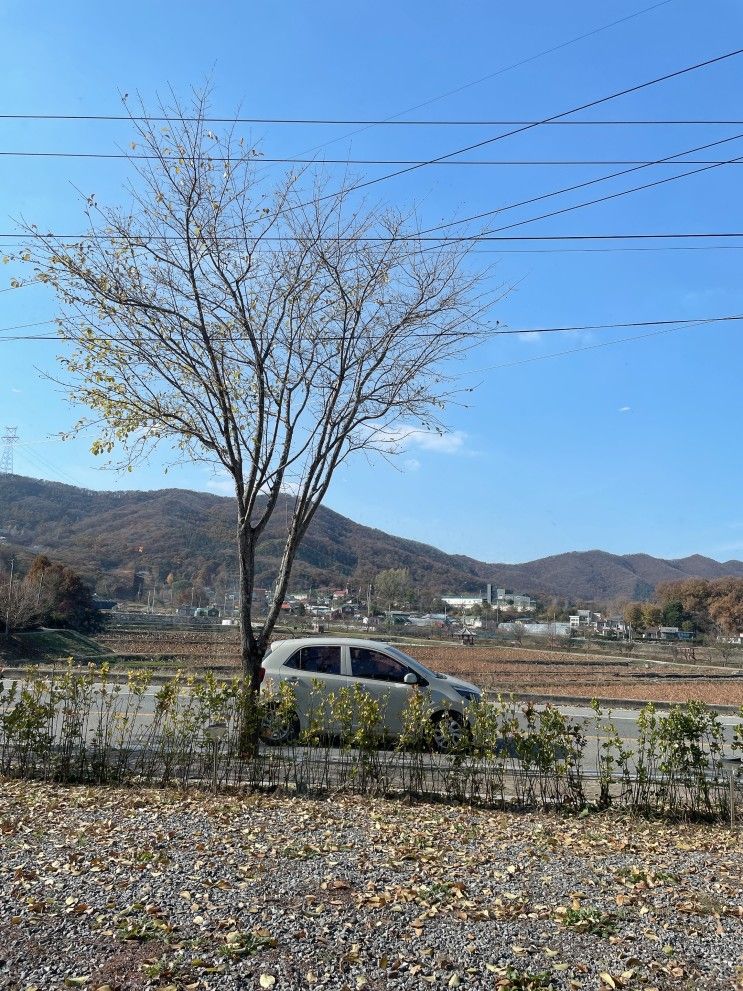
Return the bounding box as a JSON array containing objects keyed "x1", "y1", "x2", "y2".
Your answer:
[
  {"x1": 329, "y1": 878, "x2": 351, "y2": 889},
  {"x1": 1, "y1": 783, "x2": 742, "y2": 991}
]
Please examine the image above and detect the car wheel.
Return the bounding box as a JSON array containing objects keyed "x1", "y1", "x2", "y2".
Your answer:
[
  {"x1": 431, "y1": 711, "x2": 468, "y2": 753},
  {"x1": 260, "y1": 706, "x2": 300, "y2": 746}
]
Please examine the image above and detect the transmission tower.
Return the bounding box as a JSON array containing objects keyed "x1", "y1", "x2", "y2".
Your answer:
[{"x1": 0, "y1": 427, "x2": 18, "y2": 474}]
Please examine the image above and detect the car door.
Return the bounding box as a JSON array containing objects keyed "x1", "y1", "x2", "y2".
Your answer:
[
  {"x1": 347, "y1": 646, "x2": 417, "y2": 737},
  {"x1": 280, "y1": 643, "x2": 348, "y2": 733}
]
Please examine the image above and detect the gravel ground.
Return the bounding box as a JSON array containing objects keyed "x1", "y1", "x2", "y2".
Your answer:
[{"x1": 0, "y1": 782, "x2": 741, "y2": 991}]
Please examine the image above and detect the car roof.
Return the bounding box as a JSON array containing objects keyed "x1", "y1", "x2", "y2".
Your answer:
[{"x1": 271, "y1": 636, "x2": 405, "y2": 651}]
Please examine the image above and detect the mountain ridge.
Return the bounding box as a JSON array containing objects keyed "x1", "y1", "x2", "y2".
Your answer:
[{"x1": 1, "y1": 474, "x2": 742, "y2": 603}]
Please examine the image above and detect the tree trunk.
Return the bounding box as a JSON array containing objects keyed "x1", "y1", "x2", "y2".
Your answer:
[{"x1": 237, "y1": 522, "x2": 262, "y2": 690}]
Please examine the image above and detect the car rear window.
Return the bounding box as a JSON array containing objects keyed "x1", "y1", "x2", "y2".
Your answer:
[{"x1": 285, "y1": 644, "x2": 342, "y2": 675}]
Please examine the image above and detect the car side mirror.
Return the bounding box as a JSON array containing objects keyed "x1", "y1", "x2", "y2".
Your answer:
[{"x1": 403, "y1": 672, "x2": 419, "y2": 685}]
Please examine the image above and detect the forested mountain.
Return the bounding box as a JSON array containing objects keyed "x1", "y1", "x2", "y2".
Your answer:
[{"x1": 1, "y1": 474, "x2": 742, "y2": 603}]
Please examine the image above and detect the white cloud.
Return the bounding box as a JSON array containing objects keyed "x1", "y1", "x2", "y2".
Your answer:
[
  {"x1": 205, "y1": 475, "x2": 234, "y2": 495},
  {"x1": 411, "y1": 429, "x2": 467, "y2": 454},
  {"x1": 205, "y1": 470, "x2": 299, "y2": 497},
  {"x1": 618, "y1": 406, "x2": 631, "y2": 413},
  {"x1": 403, "y1": 458, "x2": 422, "y2": 471},
  {"x1": 373, "y1": 425, "x2": 468, "y2": 455},
  {"x1": 516, "y1": 332, "x2": 542, "y2": 343}
]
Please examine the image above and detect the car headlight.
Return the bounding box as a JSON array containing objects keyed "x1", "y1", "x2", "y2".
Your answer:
[{"x1": 454, "y1": 688, "x2": 481, "y2": 703}]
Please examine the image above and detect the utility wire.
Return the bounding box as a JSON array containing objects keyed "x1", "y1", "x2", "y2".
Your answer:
[
  {"x1": 2, "y1": 232, "x2": 743, "y2": 244},
  {"x1": 426, "y1": 147, "x2": 743, "y2": 247},
  {"x1": 287, "y1": 46, "x2": 743, "y2": 212},
  {"x1": 490, "y1": 313, "x2": 743, "y2": 334},
  {"x1": 477, "y1": 317, "x2": 727, "y2": 372},
  {"x1": 34, "y1": 49, "x2": 731, "y2": 217},
  {"x1": 0, "y1": 319, "x2": 57, "y2": 333},
  {"x1": 3, "y1": 150, "x2": 743, "y2": 167},
  {"x1": 286, "y1": 0, "x2": 678, "y2": 158},
  {"x1": 2, "y1": 116, "x2": 743, "y2": 126},
  {"x1": 3, "y1": 50, "x2": 741, "y2": 246},
  {"x1": 420, "y1": 131, "x2": 743, "y2": 236},
  {"x1": 3, "y1": 141, "x2": 741, "y2": 252},
  {"x1": 2, "y1": 313, "x2": 742, "y2": 343},
  {"x1": 448, "y1": 244, "x2": 743, "y2": 253},
  {"x1": 17, "y1": 443, "x2": 79, "y2": 486},
  {"x1": 481, "y1": 152, "x2": 743, "y2": 239},
  {"x1": 4, "y1": 244, "x2": 743, "y2": 256}
]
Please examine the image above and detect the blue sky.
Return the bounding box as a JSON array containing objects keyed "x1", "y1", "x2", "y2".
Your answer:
[{"x1": 1, "y1": 0, "x2": 743, "y2": 564}]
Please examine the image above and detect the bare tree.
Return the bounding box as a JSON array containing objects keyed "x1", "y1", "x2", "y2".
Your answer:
[
  {"x1": 512, "y1": 621, "x2": 525, "y2": 647},
  {"x1": 0, "y1": 568, "x2": 44, "y2": 636},
  {"x1": 22, "y1": 91, "x2": 498, "y2": 685}
]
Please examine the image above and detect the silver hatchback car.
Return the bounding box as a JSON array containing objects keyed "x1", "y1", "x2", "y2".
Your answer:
[{"x1": 259, "y1": 636, "x2": 482, "y2": 750}]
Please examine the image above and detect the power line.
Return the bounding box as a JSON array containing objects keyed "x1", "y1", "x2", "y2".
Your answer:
[
  {"x1": 420, "y1": 131, "x2": 743, "y2": 237},
  {"x1": 2, "y1": 116, "x2": 743, "y2": 126},
  {"x1": 4, "y1": 149, "x2": 743, "y2": 167},
  {"x1": 0, "y1": 319, "x2": 57, "y2": 333},
  {"x1": 6, "y1": 50, "x2": 728, "y2": 217},
  {"x1": 4, "y1": 241, "x2": 743, "y2": 254},
  {"x1": 3, "y1": 50, "x2": 741, "y2": 249},
  {"x1": 477, "y1": 317, "x2": 728, "y2": 372},
  {"x1": 288, "y1": 0, "x2": 678, "y2": 158},
  {"x1": 288, "y1": 46, "x2": 743, "y2": 211},
  {"x1": 3, "y1": 231, "x2": 743, "y2": 245},
  {"x1": 447, "y1": 244, "x2": 743, "y2": 253},
  {"x1": 1, "y1": 312, "x2": 742, "y2": 343},
  {"x1": 475, "y1": 314, "x2": 743, "y2": 335},
  {"x1": 441, "y1": 147, "x2": 743, "y2": 245},
  {"x1": 17, "y1": 443, "x2": 78, "y2": 486}
]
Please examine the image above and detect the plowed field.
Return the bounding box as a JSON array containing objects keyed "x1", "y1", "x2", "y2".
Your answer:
[{"x1": 97, "y1": 629, "x2": 743, "y2": 707}]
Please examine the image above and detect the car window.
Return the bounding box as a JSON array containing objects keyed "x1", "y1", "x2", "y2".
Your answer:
[
  {"x1": 284, "y1": 645, "x2": 342, "y2": 675},
  {"x1": 349, "y1": 647, "x2": 409, "y2": 683}
]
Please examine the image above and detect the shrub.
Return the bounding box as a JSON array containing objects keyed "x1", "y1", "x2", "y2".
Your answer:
[{"x1": 0, "y1": 667, "x2": 739, "y2": 821}]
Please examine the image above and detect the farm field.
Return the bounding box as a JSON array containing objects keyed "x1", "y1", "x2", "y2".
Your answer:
[{"x1": 89, "y1": 628, "x2": 743, "y2": 708}]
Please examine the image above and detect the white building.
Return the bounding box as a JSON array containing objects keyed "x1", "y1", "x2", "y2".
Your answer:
[
  {"x1": 499, "y1": 620, "x2": 571, "y2": 637},
  {"x1": 486, "y1": 585, "x2": 536, "y2": 612},
  {"x1": 569, "y1": 609, "x2": 602, "y2": 628},
  {"x1": 443, "y1": 585, "x2": 537, "y2": 614},
  {"x1": 442, "y1": 595, "x2": 484, "y2": 610}
]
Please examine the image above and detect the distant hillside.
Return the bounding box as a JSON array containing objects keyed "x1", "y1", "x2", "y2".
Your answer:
[{"x1": 1, "y1": 474, "x2": 742, "y2": 603}]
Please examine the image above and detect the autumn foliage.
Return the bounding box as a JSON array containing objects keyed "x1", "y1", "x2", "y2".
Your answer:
[
  {"x1": 0, "y1": 555, "x2": 101, "y2": 634},
  {"x1": 625, "y1": 577, "x2": 743, "y2": 635}
]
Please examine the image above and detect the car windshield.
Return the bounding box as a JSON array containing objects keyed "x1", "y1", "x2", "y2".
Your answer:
[{"x1": 385, "y1": 644, "x2": 417, "y2": 666}]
